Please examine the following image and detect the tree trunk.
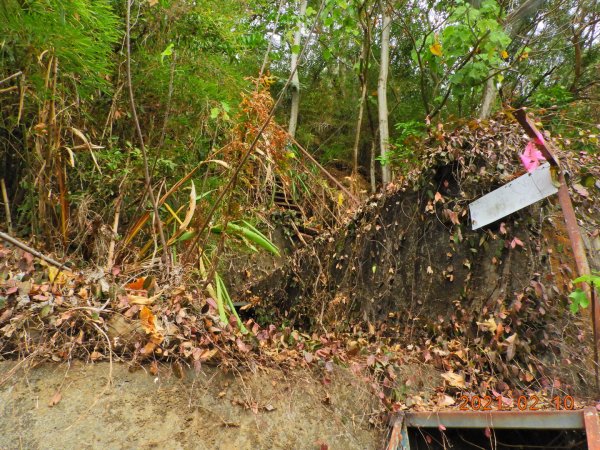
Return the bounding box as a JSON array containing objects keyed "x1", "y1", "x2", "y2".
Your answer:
[
  {"x1": 570, "y1": 25, "x2": 582, "y2": 93},
  {"x1": 479, "y1": 76, "x2": 496, "y2": 119},
  {"x1": 288, "y1": 0, "x2": 308, "y2": 138},
  {"x1": 377, "y1": 4, "x2": 391, "y2": 185},
  {"x1": 352, "y1": 17, "x2": 371, "y2": 182}
]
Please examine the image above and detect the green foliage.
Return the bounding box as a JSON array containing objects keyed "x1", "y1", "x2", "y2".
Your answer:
[
  {"x1": 569, "y1": 272, "x2": 600, "y2": 313},
  {"x1": 418, "y1": 0, "x2": 510, "y2": 90},
  {"x1": 530, "y1": 85, "x2": 574, "y2": 108},
  {"x1": 378, "y1": 121, "x2": 426, "y2": 170},
  {"x1": 1, "y1": 0, "x2": 120, "y2": 97}
]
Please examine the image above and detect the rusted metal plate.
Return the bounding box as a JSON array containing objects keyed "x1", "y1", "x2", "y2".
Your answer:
[
  {"x1": 583, "y1": 407, "x2": 600, "y2": 449},
  {"x1": 405, "y1": 410, "x2": 585, "y2": 429},
  {"x1": 469, "y1": 163, "x2": 558, "y2": 230}
]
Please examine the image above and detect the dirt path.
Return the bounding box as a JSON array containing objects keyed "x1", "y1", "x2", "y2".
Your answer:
[{"x1": 0, "y1": 361, "x2": 385, "y2": 449}]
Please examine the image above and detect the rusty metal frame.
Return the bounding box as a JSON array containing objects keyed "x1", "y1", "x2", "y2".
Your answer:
[
  {"x1": 514, "y1": 109, "x2": 598, "y2": 388},
  {"x1": 387, "y1": 414, "x2": 409, "y2": 450},
  {"x1": 584, "y1": 407, "x2": 600, "y2": 449},
  {"x1": 387, "y1": 409, "x2": 600, "y2": 449}
]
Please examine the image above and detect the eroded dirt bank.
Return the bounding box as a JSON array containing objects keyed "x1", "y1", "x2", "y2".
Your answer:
[{"x1": 0, "y1": 361, "x2": 384, "y2": 450}]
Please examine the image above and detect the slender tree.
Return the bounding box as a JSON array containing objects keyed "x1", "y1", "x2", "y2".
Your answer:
[
  {"x1": 288, "y1": 0, "x2": 308, "y2": 138},
  {"x1": 377, "y1": 0, "x2": 392, "y2": 185},
  {"x1": 352, "y1": 1, "x2": 372, "y2": 184}
]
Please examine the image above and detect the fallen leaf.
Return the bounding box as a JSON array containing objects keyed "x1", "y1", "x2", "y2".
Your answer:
[
  {"x1": 437, "y1": 394, "x2": 455, "y2": 407},
  {"x1": 236, "y1": 338, "x2": 251, "y2": 353},
  {"x1": 573, "y1": 183, "x2": 589, "y2": 197},
  {"x1": 200, "y1": 348, "x2": 218, "y2": 362},
  {"x1": 140, "y1": 306, "x2": 164, "y2": 345},
  {"x1": 126, "y1": 277, "x2": 146, "y2": 291},
  {"x1": 48, "y1": 391, "x2": 62, "y2": 407},
  {"x1": 510, "y1": 237, "x2": 524, "y2": 249},
  {"x1": 477, "y1": 317, "x2": 498, "y2": 333},
  {"x1": 441, "y1": 371, "x2": 466, "y2": 389},
  {"x1": 304, "y1": 351, "x2": 314, "y2": 363},
  {"x1": 128, "y1": 293, "x2": 160, "y2": 305},
  {"x1": 505, "y1": 333, "x2": 518, "y2": 361}
]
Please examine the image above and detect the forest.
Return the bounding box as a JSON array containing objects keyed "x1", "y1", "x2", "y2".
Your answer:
[{"x1": 0, "y1": 0, "x2": 600, "y2": 448}]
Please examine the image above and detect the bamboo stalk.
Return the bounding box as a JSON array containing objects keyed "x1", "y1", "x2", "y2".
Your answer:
[{"x1": 1, "y1": 179, "x2": 12, "y2": 234}]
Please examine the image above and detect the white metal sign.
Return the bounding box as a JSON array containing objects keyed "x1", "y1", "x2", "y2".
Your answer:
[{"x1": 469, "y1": 163, "x2": 558, "y2": 230}]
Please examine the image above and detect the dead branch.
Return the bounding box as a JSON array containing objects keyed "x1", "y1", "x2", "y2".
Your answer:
[
  {"x1": 0, "y1": 231, "x2": 68, "y2": 269},
  {"x1": 0, "y1": 71, "x2": 22, "y2": 85}
]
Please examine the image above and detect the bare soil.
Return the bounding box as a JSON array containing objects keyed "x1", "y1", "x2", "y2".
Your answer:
[{"x1": 0, "y1": 361, "x2": 385, "y2": 450}]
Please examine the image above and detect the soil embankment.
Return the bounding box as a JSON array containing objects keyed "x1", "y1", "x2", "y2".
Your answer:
[{"x1": 0, "y1": 361, "x2": 384, "y2": 449}]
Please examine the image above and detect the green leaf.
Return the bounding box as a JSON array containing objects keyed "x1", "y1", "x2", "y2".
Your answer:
[
  {"x1": 573, "y1": 274, "x2": 600, "y2": 288},
  {"x1": 176, "y1": 230, "x2": 195, "y2": 242},
  {"x1": 212, "y1": 222, "x2": 280, "y2": 256},
  {"x1": 569, "y1": 288, "x2": 589, "y2": 313},
  {"x1": 210, "y1": 107, "x2": 220, "y2": 119},
  {"x1": 160, "y1": 43, "x2": 174, "y2": 63},
  {"x1": 291, "y1": 44, "x2": 301, "y2": 54},
  {"x1": 39, "y1": 304, "x2": 52, "y2": 318},
  {"x1": 569, "y1": 301, "x2": 579, "y2": 314}
]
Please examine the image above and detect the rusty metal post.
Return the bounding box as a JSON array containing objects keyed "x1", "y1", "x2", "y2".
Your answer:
[
  {"x1": 514, "y1": 108, "x2": 597, "y2": 388},
  {"x1": 387, "y1": 414, "x2": 410, "y2": 450},
  {"x1": 584, "y1": 407, "x2": 600, "y2": 449}
]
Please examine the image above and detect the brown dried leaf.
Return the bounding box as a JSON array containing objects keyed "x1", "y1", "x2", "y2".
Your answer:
[
  {"x1": 441, "y1": 371, "x2": 466, "y2": 389},
  {"x1": 48, "y1": 391, "x2": 62, "y2": 407}
]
